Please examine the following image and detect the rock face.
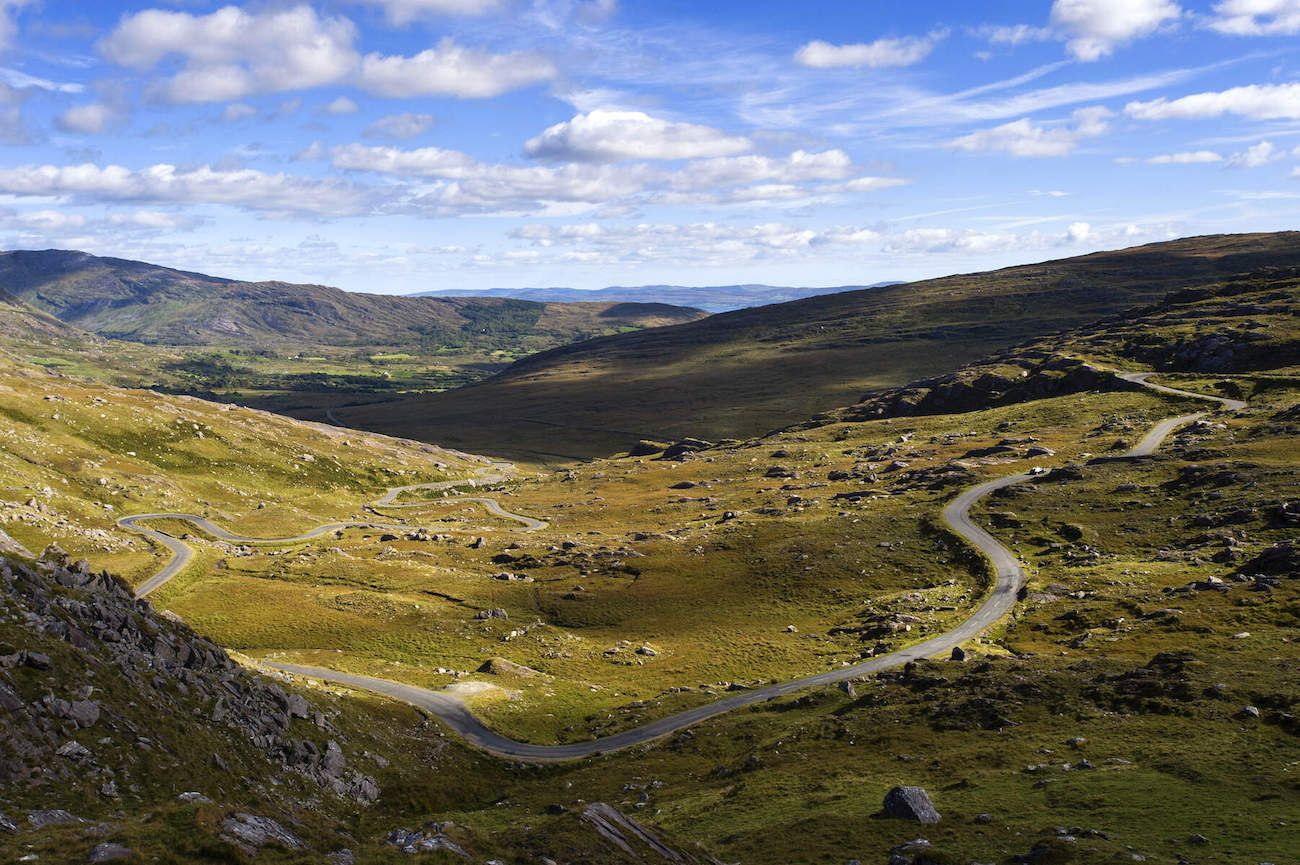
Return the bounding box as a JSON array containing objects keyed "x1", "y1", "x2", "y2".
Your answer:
[
  {"x1": 0, "y1": 549, "x2": 378, "y2": 803},
  {"x1": 882, "y1": 786, "x2": 941, "y2": 824}
]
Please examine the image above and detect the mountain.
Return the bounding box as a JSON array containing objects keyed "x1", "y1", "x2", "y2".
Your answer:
[
  {"x1": 331, "y1": 232, "x2": 1300, "y2": 460},
  {"x1": 411, "y1": 282, "x2": 901, "y2": 312},
  {"x1": 0, "y1": 250, "x2": 707, "y2": 350}
]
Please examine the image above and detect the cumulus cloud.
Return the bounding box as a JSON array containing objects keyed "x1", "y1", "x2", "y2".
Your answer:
[
  {"x1": 330, "y1": 142, "x2": 898, "y2": 215},
  {"x1": 947, "y1": 106, "x2": 1111, "y2": 157},
  {"x1": 100, "y1": 5, "x2": 358, "y2": 103},
  {"x1": 1226, "y1": 140, "x2": 1281, "y2": 168},
  {"x1": 794, "y1": 32, "x2": 945, "y2": 68},
  {"x1": 0, "y1": 163, "x2": 373, "y2": 216},
  {"x1": 1209, "y1": 0, "x2": 1300, "y2": 35},
  {"x1": 100, "y1": 7, "x2": 547, "y2": 103},
  {"x1": 364, "y1": 112, "x2": 434, "y2": 139},
  {"x1": 355, "y1": 0, "x2": 502, "y2": 24},
  {"x1": 55, "y1": 102, "x2": 117, "y2": 134},
  {"x1": 1050, "y1": 0, "x2": 1181, "y2": 60},
  {"x1": 525, "y1": 110, "x2": 751, "y2": 162},
  {"x1": 359, "y1": 38, "x2": 555, "y2": 98},
  {"x1": 324, "y1": 96, "x2": 360, "y2": 115},
  {"x1": 1147, "y1": 150, "x2": 1224, "y2": 163},
  {"x1": 1126, "y1": 83, "x2": 1300, "y2": 120}
]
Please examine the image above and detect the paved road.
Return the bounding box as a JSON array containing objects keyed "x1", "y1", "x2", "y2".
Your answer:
[
  {"x1": 127, "y1": 372, "x2": 1244, "y2": 762},
  {"x1": 120, "y1": 464, "x2": 544, "y2": 599}
]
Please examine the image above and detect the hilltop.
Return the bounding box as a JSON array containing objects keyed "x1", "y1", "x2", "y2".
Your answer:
[
  {"x1": 334, "y1": 232, "x2": 1300, "y2": 459},
  {"x1": 0, "y1": 250, "x2": 706, "y2": 350}
]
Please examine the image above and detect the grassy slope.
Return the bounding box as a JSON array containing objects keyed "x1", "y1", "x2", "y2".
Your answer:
[
  {"x1": 0, "y1": 355, "x2": 483, "y2": 591},
  {"x1": 335, "y1": 232, "x2": 1300, "y2": 460},
  {"x1": 0, "y1": 249, "x2": 706, "y2": 349}
]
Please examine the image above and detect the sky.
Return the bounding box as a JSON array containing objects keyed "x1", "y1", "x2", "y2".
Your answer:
[{"x1": 1, "y1": 0, "x2": 1300, "y2": 294}]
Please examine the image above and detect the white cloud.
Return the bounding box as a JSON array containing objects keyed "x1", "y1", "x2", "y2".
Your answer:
[
  {"x1": 358, "y1": 38, "x2": 555, "y2": 98},
  {"x1": 1126, "y1": 83, "x2": 1300, "y2": 120},
  {"x1": 364, "y1": 112, "x2": 434, "y2": 139},
  {"x1": 977, "y1": 24, "x2": 1055, "y2": 45},
  {"x1": 0, "y1": 163, "x2": 373, "y2": 216},
  {"x1": 677, "y1": 149, "x2": 855, "y2": 187},
  {"x1": 794, "y1": 33, "x2": 945, "y2": 69},
  {"x1": 1147, "y1": 150, "x2": 1224, "y2": 163},
  {"x1": 1066, "y1": 221, "x2": 1091, "y2": 242},
  {"x1": 947, "y1": 106, "x2": 1111, "y2": 157},
  {"x1": 1226, "y1": 139, "x2": 1280, "y2": 167},
  {"x1": 107, "y1": 210, "x2": 201, "y2": 231},
  {"x1": 1050, "y1": 0, "x2": 1181, "y2": 60},
  {"x1": 0, "y1": 0, "x2": 33, "y2": 55},
  {"x1": 55, "y1": 102, "x2": 117, "y2": 134},
  {"x1": 325, "y1": 96, "x2": 360, "y2": 115},
  {"x1": 100, "y1": 5, "x2": 358, "y2": 103},
  {"x1": 332, "y1": 143, "x2": 479, "y2": 177},
  {"x1": 525, "y1": 110, "x2": 751, "y2": 162},
  {"x1": 1209, "y1": 0, "x2": 1300, "y2": 35},
  {"x1": 220, "y1": 103, "x2": 257, "y2": 122},
  {"x1": 355, "y1": 0, "x2": 502, "y2": 25}
]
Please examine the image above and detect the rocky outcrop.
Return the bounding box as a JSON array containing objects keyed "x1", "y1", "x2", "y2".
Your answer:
[
  {"x1": 817, "y1": 355, "x2": 1132, "y2": 427},
  {"x1": 0, "y1": 547, "x2": 378, "y2": 804}
]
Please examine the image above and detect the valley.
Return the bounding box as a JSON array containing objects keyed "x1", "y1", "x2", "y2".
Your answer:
[{"x1": 1, "y1": 237, "x2": 1296, "y2": 865}]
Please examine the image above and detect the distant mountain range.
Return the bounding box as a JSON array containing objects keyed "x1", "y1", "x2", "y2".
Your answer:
[{"x1": 410, "y1": 283, "x2": 901, "y2": 312}]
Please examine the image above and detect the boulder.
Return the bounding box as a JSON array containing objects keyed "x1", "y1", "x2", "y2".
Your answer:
[
  {"x1": 220, "y1": 813, "x2": 303, "y2": 853},
  {"x1": 882, "y1": 786, "x2": 941, "y2": 823},
  {"x1": 87, "y1": 844, "x2": 133, "y2": 863},
  {"x1": 68, "y1": 700, "x2": 100, "y2": 728},
  {"x1": 627, "y1": 440, "x2": 665, "y2": 457},
  {"x1": 477, "y1": 657, "x2": 541, "y2": 677}
]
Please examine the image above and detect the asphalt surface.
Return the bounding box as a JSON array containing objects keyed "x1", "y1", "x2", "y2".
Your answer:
[
  {"x1": 124, "y1": 372, "x2": 1245, "y2": 762},
  {"x1": 121, "y1": 464, "x2": 544, "y2": 599}
]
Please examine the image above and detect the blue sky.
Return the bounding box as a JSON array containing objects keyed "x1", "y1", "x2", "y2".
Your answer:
[{"x1": 2, "y1": 0, "x2": 1300, "y2": 293}]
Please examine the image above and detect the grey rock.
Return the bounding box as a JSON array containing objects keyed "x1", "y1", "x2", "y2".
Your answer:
[
  {"x1": 87, "y1": 843, "x2": 133, "y2": 862},
  {"x1": 56, "y1": 740, "x2": 92, "y2": 760},
  {"x1": 882, "y1": 785, "x2": 941, "y2": 823},
  {"x1": 385, "y1": 827, "x2": 471, "y2": 857},
  {"x1": 0, "y1": 811, "x2": 16, "y2": 833},
  {"x1": 68, "y1": 699, "x2": 101, "y2": 728},
  {"x1": 220, "y1": 813, "x2": 303, "y2": 852},
  {"x1": 28, "y1": 809, "x2": 85, "y2": 829},
  {"x1": 285, "y1": 693, "x2": 311, "y2": 719}
]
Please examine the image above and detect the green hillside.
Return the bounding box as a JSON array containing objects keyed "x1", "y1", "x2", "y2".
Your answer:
[{"x1": 334, "y1": 232, "x2": 1300, "y2": 460}]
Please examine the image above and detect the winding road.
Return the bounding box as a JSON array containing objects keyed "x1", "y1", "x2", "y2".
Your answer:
[
  {"x1": 122, "y1": 373, "x2": 1245, "y2": 762},
  {"x1": 120, "y1": 466, "x2": 546, "y2": 598}
]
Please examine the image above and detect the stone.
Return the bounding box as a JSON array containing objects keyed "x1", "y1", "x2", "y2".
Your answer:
[
  {"x1": 28, "y1": 809, "x2": 85, "y2": 829},
  {"x1": 0, "y1": 812, "x2": 16, "y2": 833},
  {"x1": 56, "y1": 740, "x2": 92, "y2": 760},
  {"x1": 87, "y1": 843, "x2": 133, "y2": 863},
  {"x1": 474, "y1": 608, "x2": 509, "y2": 620},
  {"x1": 1187, "y1": 834, "x2": 1209, "y2": 845},
  {"x1": 327, "y1": 850, "x2": 356, "y2": 865},
  {"x1": 385, "y1": 827, "x2": 470, "y2": 858},
  {"x1": 1240, "y1": 705, "x2": 1261, "y2": 719},
  {"x1": 635, "y1": 645, "x2": 657, "y2": 656},
  {"x1": 68, "y1": 700, "x2": 100, "y2": 728},
  {"x1": 882, "y1": 786, "x2": 941, "y2": 824},
  {"x1": 950, "y1": 646, "x2": 968, "y2": 662},
  {"x1": 220, "y1": 813, "x2": 303, "y2": 852},
  {"x1": 177, "y1": 792, "x2": 210, "y2": 803},
  {"x1": 477, "y1": 657, "x2": 541, "y2": 677},
  {"x1": 23, "y1": 651, "x2": 51, "y2": 670},
  {"x1": 285, "y1": 693, "x2": 311, "y2": 719}
]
